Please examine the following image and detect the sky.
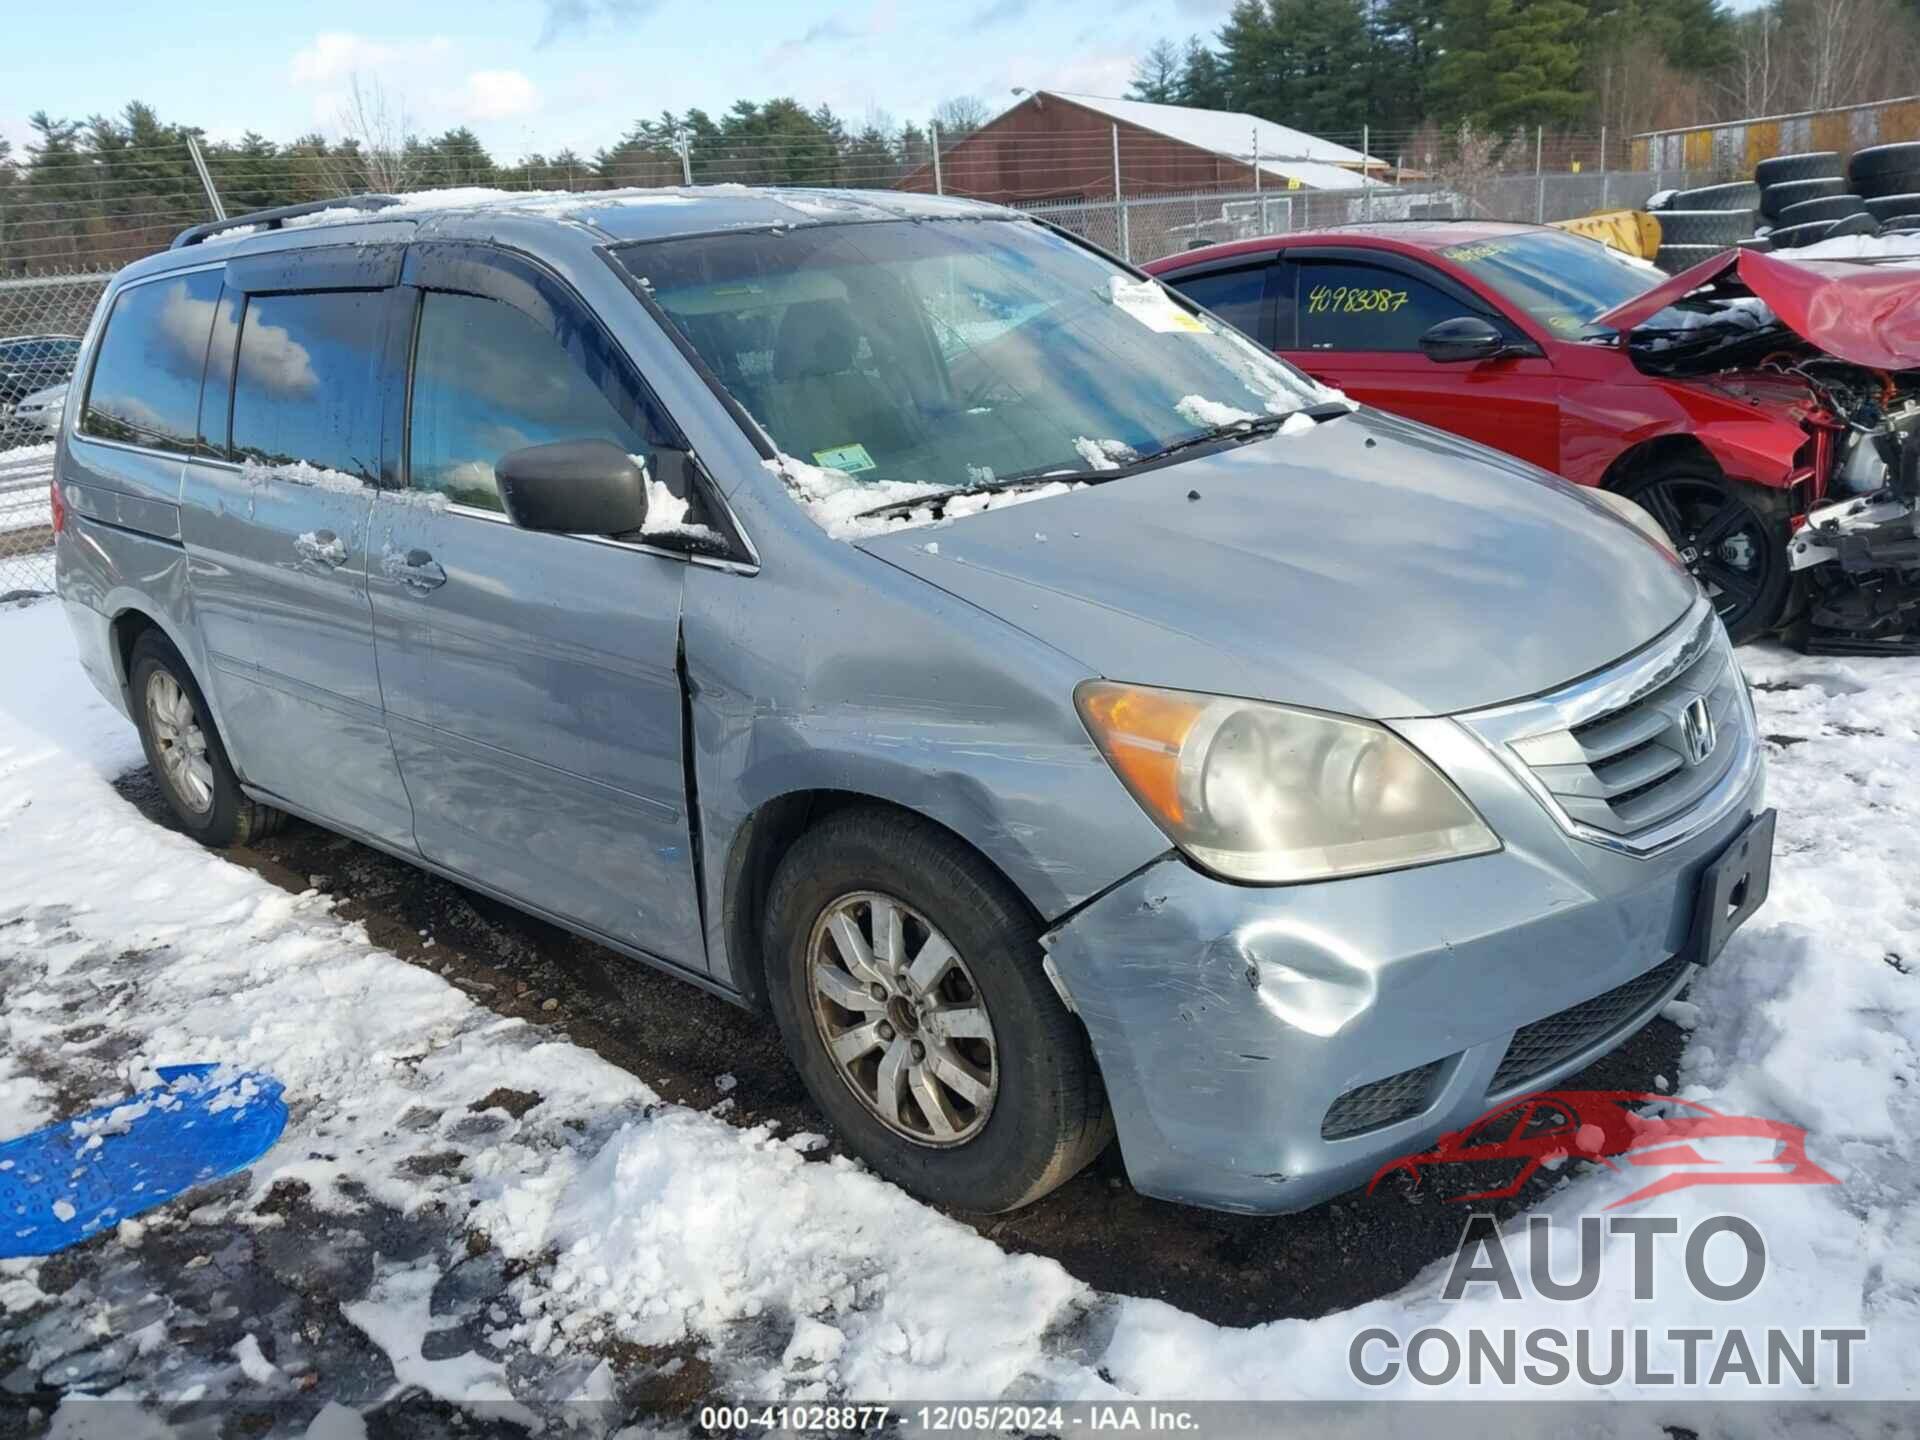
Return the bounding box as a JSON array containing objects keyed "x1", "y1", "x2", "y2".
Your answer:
[{"x1": 0, "y1": 0, "x2": 1240, "y2": 163}]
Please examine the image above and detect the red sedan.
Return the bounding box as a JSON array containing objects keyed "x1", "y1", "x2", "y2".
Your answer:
[{"x1": 1147, "y1": 223, "x2": 1911, "y2": 644}]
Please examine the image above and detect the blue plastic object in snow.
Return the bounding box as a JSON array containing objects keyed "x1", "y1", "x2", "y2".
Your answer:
[{"x1": 0, "y1": 1063, "x2": 286, "y2": 1257}]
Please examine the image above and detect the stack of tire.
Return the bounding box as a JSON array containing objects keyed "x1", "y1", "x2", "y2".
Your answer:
[
  {"x1": 1645, "y1": 142, "x2": 1920, "y2": 272},
  {"x1": 1645, "y1": 180, "x2": 1763, "y2": 272}
]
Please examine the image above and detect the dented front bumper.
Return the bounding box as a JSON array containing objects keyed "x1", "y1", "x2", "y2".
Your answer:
[{"x1": 1040, "y1": 717, "x2": 1766, "y2": 1216}]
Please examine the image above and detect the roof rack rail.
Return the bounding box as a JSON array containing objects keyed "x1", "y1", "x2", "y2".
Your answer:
[{"x1": 171, "y1": 195, "x2": 404, "y2": 250}]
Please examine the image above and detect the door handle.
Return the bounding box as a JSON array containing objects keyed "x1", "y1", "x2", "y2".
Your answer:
[
  {"x1": 392, "y1": 548, "x2": 447, "y2": 591},
  {"x1": 294, "y1": 530, "x2": 348, "y2": 568}
]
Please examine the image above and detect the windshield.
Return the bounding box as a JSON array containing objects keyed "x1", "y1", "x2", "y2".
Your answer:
[
  {"x1": 1436, "y1": 231, "x2": 1663, "y2": 336},
  {"x1": 621, "y1": 218, "x2": 1331, "y2": 523}
]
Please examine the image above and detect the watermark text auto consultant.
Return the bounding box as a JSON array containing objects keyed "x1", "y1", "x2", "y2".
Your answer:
[{"x1": 1350, "y1": 1214, "x2": 1866, "y2": 1389}]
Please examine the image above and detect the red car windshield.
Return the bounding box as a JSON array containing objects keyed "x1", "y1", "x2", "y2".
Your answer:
[{"x1": 1435, "y1": 231, "x2": 1664, "y2": 338}]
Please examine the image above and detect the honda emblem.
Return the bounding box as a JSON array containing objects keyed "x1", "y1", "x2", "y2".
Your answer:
[{"x1": 1680, "y1": 696, "x2": 1716, "y2": 765}]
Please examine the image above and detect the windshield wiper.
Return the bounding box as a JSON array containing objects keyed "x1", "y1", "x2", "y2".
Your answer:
[
  {"x1": 854, "y1": 468, "x2": 1082, "y2": 522},
  {"x1": 1111, "y1": 401, "x2": 1350, "y2": 473},
  {"x1": 852, "y1": 403, "x2": 1349, "y2": 523}
]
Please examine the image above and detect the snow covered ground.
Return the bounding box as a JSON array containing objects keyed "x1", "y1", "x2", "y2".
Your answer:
[{"x1": 2, "y1": 593, "x2": 1919, "y2": 1432}]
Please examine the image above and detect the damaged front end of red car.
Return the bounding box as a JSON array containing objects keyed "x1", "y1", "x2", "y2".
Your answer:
[{"x1": 1601, "y1": 248, "x2": 1920, "y2": 654}]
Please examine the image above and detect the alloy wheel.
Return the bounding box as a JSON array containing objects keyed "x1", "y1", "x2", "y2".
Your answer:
[
  {"x1": 1631, "y1": 476, "x2": 1781, "y2": 635},
  {"x1": 806, "y1": 891, "x2": 998, "y2": 1147},
  {"x1": 145, "y1": 670, "x2": 214, "y2": 814}
]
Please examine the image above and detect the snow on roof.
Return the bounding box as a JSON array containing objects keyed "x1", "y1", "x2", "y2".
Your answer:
[{"x1": 1039, "y1": 92, "x2": 1385, "y2": 191}]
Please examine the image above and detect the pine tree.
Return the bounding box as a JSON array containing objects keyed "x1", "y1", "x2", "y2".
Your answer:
[{"x1": 1129, "y1": 39, "x2": 1185, "y2": 102}]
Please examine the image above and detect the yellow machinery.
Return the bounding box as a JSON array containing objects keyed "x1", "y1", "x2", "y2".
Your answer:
[{"x1": 1550, "y1": 210, "x2": 1662, "y2": 259}]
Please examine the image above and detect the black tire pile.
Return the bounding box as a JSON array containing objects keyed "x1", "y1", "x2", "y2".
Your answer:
[{"x1": 1645, "y1": 141, "x2": 1920, "y2": 273}]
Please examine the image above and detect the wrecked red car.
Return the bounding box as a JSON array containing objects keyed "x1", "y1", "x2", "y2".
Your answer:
[
  {"x1": 1367, "y1": 1090, "x2": 1839, "y2": 1208},
  {"x1": 1149, "y1": 224, "x2": 1920, "y2": 650}
]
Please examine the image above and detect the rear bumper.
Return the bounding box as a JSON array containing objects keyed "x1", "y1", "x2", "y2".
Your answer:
[{"x1": 1041, "y1": 723, "x2": 1765, "y2": 1216}]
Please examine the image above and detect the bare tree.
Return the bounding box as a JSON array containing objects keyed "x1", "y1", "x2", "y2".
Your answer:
[
  {"x1": 322, "y1": 73, "x2": 420, "y2": 195},
  {"x1": 1786, "y1": 0, "x2": 1901, "y2": 112},
  {"x1": 931, "y1": 96, "x2": 991, "y2": 139},
  {"x1": 1434, "y1": 122, "x2": 1511, "y2": 218},
  {"x1": 1720, "y1": 10, "x2": 1787, "y2": 120}
]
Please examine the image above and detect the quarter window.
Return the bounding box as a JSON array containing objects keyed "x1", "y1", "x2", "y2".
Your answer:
[
  {"x1": 1296, "y1": 259, "x2": 1479, "y2": 353},
  {"x1": 407, "y1": 290, "x2": 648, "y2": 513},
  {"x1": 81, "y1": 270, "x2": 224, "y2": 453},
  {"x1": 229, "y1": 291, "x2": 386, "y2": 479}
]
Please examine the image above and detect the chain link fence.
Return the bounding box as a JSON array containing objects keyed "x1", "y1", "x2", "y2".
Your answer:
[
  {"x1": 1022, "y1": 169, "x2": 1713, "y2": 265},
  {"x1": 0, "y1": 271, "x2": 107, "y2": 594}
]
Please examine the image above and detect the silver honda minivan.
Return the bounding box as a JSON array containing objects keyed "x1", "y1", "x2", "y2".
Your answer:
[{"x1": 52, "y1": 188, "x2": 1772, "y2": 1215}]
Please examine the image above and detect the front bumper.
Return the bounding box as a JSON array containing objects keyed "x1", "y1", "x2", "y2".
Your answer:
[{"x1": 1041, "y1": 679, "x2": 1766, "y2": 1216}]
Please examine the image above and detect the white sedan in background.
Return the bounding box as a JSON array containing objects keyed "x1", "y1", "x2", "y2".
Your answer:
[{"x1": 3, "y1": 380, "x2": 66, "y2": 444}]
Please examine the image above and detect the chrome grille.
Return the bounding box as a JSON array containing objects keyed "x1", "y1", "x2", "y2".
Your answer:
[{"x1": 1458, "y1": 599, "x2": 1758, "y2": 854}]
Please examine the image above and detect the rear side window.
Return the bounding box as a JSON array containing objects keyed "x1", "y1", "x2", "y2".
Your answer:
[
  {"x1": 82, "y1": 270, "x2": 223, "y2": 452},
  {"x1": 407, "y1": 290, "x2": 647, "y2": 512},
  {"x1": 1168, "y1": 264, "x2": 1271, "y2": 345},
  {"x1": 1296, "y1": 259, "x2": 1474, "y2": 353},
  {"x1": 229, "y1": 291, "x2": 386, "y2": 480}
]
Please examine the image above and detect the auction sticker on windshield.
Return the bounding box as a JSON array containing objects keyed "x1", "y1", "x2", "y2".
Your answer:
[{"x1": 812, "y1": 443, "x2": 877, "y2": 473}]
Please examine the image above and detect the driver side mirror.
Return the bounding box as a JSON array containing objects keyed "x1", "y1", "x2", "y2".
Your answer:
[
  {"x1": 496, "y1": 439, "x2": 650, "y2": 535},
  {"x1": 1419, "y1": 316, "x2": 1533, "y2": 364}
]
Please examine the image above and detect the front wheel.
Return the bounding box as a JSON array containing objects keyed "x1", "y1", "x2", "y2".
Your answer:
[
  {"x1": 1615, "y1": 465, "x2": 1793, "y2": 643},
  {"x1": 764, "y1": 807, "x2": 1112, "y2": 1213}
]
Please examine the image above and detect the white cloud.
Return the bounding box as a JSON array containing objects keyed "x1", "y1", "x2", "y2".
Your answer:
[
  {"x1": 460, "y1": 70, "x2": 540, "y2": 123},
  {"x1": 290, "y1": 32, "x2": 453, "y2": 88}
]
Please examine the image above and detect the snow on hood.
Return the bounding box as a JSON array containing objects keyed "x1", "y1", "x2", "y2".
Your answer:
[{"x1": 1597, "y1": 245, "x2": 1920, "y2": 370}]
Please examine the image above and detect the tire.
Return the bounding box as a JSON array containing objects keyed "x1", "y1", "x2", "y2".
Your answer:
[
  {"x1": 1615, "y1": 464, "x2": 1794, "y2": 644},
  {"x1": 1768, "y1": 219, "x2": 1837, "y2": 249},
  {"x1": 1847, "y1": 142, "x2": 1920, "y2": 185},
  {"x1": 1753, "y1": 151, "x2": 1844, "y2": 188},
  {"x1": 128, "y1": 631, "x2": 285, "y2": 846},
  {"x1": 763, "y1": 807, "x2": 1112, "y2": 1213},
  {"x1": 1653, "y1": 209, "x2": 1756, "y2": 245},
  {"x1": 1670, "y1": 180, "x2": 1760, "y2": 212},
  {"x1": 1856, "y1": 167, "x2": 1920, "y2": 201},
  {"x1": 1773, "y1": 193, "x2": 1869, "y2": 226},
  {"x1": 1823, "y1": 211, "x2": 1882, "y2": 241},
  {"x1": 1656, "y1": 243, "x2": 1729, "y2": 273},
  {"x1": 1864, "y1": 192, "x2": 1920, "y2": 222},
  {"x1": 1759, "y1": 176, "x2": 1848, "y2": 220}
]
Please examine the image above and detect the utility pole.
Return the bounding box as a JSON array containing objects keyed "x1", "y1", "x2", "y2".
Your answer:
[
  {"x1": 1599, "y1": 124, "x2": 1609, "y2": 210},
  {"x1": 1362, "y1": 123, "x2": 1371, "y2": 221},
  {"x1": 186, "y1": 135, "x2": 226, "y2": 221},
  {"x1": 1112, "y1": 123, "x2": 1129, "y2": 261},
  {"x1": 1534, "y1": 126, "x2": 1545, "y2": 224},
  {"x1": 1253, "y1": 129, "x2": 1262, "y2": 230},
  {"x1": 677, "y1": 133, "x2": 692, "y2": 187},
  {"x1": 931, "y1": 122, "x2": 944, "y2": 195}
]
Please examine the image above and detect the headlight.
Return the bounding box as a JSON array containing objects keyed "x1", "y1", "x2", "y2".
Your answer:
[{"x1": 1075, "y1": 682, "x2": 1499, "y2": 884}]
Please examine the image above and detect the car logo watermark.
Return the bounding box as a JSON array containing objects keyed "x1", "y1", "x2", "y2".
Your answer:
[
  {"x1": 1348, "y1": 1212, "x2": 1867, "y2": 1388},
  {"x1": 1366, "y1": 1090, "x2": 1838, "y2": 1209}
]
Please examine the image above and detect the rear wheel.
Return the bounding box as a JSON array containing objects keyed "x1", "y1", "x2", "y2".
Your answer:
[
  {"x1": 764, "y1": 807, "x2": 1111, "y2": 1213},
  {"x1": 129, "y1": 630, "x2": 283, "y2": 846},
  {"x1": 1615, "y1": 464, "x2": 1793, "y2": 643}
]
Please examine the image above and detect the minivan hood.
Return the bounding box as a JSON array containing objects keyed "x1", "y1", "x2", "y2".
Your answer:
[{"x1": 856, "y1": 409, "x2": 1697, "y2": 719}]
